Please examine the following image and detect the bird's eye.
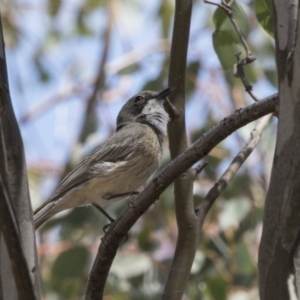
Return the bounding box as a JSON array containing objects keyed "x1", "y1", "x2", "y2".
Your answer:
[{"x1": 134, "y1": 95, "x2": 144, "y2": 103}]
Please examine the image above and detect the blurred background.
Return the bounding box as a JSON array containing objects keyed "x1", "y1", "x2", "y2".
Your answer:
[{"x1": 3, "y1": 0, "x2": 277, "y2": 299}]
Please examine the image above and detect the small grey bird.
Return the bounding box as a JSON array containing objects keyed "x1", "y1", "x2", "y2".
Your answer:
[{"x1": 34, "y1": 88, "x2": 172, "y2": 229}]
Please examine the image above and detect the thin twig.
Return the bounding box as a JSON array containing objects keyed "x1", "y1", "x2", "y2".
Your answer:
[
  {"x1": 234, "y1": 53, "x2": 260, "y2": 102},
  {"x1": 78, "y1": 7, "x2": 112, "y2": 143},
  {"x1": 219, "y1": 0, "x2": 254, "y2": 59},
  {"x1": 20, "y1": 39, "x2": 170, "y2": 124},
  {"x1": 192, "y1": 161, "x2": 208, "y2": 180},
  {"x1": 85, "y1": 94, "x2": 278, "y2": 299},
  {"x1": 205, "y1": 0, "x2": 259, "y2": 102},
  {"x1": 57, "y1": 3, "x2": 113, "y2": 183},
  {"x1": 19, "y1": 84, "x2": 85, "y2": 124},
  {"x1": 195, "y1": 114, "x2": 272, "y2": 226}
]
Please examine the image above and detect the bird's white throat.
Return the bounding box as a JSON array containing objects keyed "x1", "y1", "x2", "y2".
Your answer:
[{"x1": 140, "y1": 99, "x2": 169, "y2": 136}]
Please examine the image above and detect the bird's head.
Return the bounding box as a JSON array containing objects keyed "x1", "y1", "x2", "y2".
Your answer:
[{"x1": 116, "y1": 88, "x2": 172, "y2": 136}]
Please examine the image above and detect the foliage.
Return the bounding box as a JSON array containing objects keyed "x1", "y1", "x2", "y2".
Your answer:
[{"x1": 212, "y1": 1, "x2": 249, "y2": 70}]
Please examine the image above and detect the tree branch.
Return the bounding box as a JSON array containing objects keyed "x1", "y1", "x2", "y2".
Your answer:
[
  {"x1": 195, "y1": 114, "x2": 272, "y2": 227},
  {"x1": 205, "y1": 0, "x2": 258, "y2": 102},
  {"x1": 0, "y1": 10, "x2": 39, "y2": 298},
  {"x1": 85, "y1": 93, "x2": 278, "y2": 299},
  {"x1": 258, "y1": 1, "x2": 300, "y2": 299},
  {"x1": 162, "y1": 1, "x2": 198, "y2": 299},
  {"x1": 234, "y1": 53, "x2": 260, "y2": 102},
  {"x1": 20, "y1": 39, "x2": 170, "y2": 124},
  {"x1": 192, "y1": 161, "x2": 208, "y2": 180},
  {"x1": 0, "y1": 172, "x2": 36, "y2": 300}
]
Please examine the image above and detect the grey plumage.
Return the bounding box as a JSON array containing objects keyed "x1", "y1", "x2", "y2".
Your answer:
[{"x1": 34, "y1": 88, "x2": 171, "y2": 229}]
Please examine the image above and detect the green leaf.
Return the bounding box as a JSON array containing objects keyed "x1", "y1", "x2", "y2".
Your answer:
[
  {"x1": 236, "y1": 207, "x2": 264, "y2": 240},
  {"x1": 142, "y1": 78, "x2": 163, "y2": 92},
  {"x1": 118, "y1": 63, "x2": 140, "y2": 75},
  {"x1": 52, "y1": 246, "x2": 89, "y2": 280},
  {"x1": 206, "y1": 276, "x2": 228, "y2": 300},
  {"x1": 255, "y1": 0, "x2": 274, "y2": 37},
  {"x1": 137, "y1": 223, "x2": 158, "y2": 251},
  {"x1": 158, "y1": 0, "x2": 174, "y2": 38},
  {"x1": 2, "y1": 15, "x2": 19, "y2": 47},
  {"x1": 34, "y1": 53, "x2": 50, "y2": 82},
  {"x1": 76, "y1": 10, "x2": 94, "y2": 36},
  {"x1": 212, "y1": 1, "x2": 249, "y2": 70},
  {"x1": 186, "y1": 61, "x2": 201, "y2": 99},
  {"x1": 49, "y1": 246, "x2": 90, "y2": 298},
  {"x1": 48, "y1": 0, "x2": 62, "y2": 17},
  {"x1": 222, "y1": 173, "x2": 251, "y2": 199},
  {"x1": 85, "y1": 0, "x2": 106, "y2": 10},
  {"x1": 234, "y1": 240, "x2": 255, "y2": 275},
  {"x1": 264, "y1": 69, "x2": 278, "y2": 87}
]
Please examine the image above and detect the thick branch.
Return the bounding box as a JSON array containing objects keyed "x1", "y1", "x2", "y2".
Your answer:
[
  {"x1": 85, "y1": 93, "x2": 277, "y2": 299},
  {"x1": 259, "y1": 1, "x2": 300, "y2": 299},
  {"x1": 0, "y1": 115, "x2": 35, "y2": 299},
  {"x1": 0, "y1": 9, "x2": 39, "y2": 299},
  {"x1": 0, "y1": 175, "x2": 36, "y2": 300}
]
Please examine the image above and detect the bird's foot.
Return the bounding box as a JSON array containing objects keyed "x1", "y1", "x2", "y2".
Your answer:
[
  {"x1": 127, "y1": 191, "x2": 141, "y2": 208},
  {"x1": 103, "y1": 221, "x2": 129, "y2": 241},
  {"x1": 103, "y1": 221, "x2": 114, "y2": 234}
]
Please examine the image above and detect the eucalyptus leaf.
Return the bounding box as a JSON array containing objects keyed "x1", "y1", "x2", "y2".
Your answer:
[
  {"x1": 255, "y1": 0, "x2": 274, "y2": 37},
  {"x1": 212, "y1": 1, "x2": 249, "y2": 70},
  {"x1": 52, "y1": 246, "x2": 89, "y2": 280},
  {"x1": 50, "y1": 246, "x2": 90, "y2": 298},
  {"x1": 48, "y1": 0, "x2": 61, "y2": 17},
  {"x1": 206, "y1": 276, "x2": 228, "y2": 300},
  {"x1": 158, "y1": 0, "x2": 174, "y2": 38}
]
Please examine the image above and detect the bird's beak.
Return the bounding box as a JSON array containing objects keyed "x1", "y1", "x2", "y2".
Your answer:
[{"x1": 156, "y1": 87, "x2": 173, "y2": 100}]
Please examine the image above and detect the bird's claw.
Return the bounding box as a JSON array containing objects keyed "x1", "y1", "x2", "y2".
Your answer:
[
  {"x1": 103, "y1": 222, "x2": 112, "y2": 233},
  {"x1": 128, "y1": 198, "x2": 135, "y2": 208},
  {"x1": 103, "y1": 221, "x2": 129, "y2": 241}
]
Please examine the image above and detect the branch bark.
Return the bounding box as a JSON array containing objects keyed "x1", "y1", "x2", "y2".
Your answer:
[
  {"x1": 0, "y1": 163, "x2": 36, "y2": 300},
  {"x1": 258, "y1": 1, "x2": 300, "y2": 299},
  {"x1": 0, "y1": 8, "x2": 40, "y2": 300},
  {"x1": 162, "y1": 1, "x2": 198, "y2": 299},
  {"x1": 85, "y1": 93, "x2": 277, "y2": 299},
  {"x1": 196, "y1": 114, "x2": 272, "y2": 227}
]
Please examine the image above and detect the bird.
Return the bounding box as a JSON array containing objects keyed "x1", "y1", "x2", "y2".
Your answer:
[{"x1": 34, "y1": 88, "x2": 172, "y2": 229}]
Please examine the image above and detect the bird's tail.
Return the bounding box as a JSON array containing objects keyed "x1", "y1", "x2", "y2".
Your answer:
[{"x1": 34, "y1": 201, "x2": 59, "y2": 229}]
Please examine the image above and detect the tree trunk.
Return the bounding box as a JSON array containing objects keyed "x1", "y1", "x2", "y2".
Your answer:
[
  {"x1": 0, "y1": 9, "x2": 40, "y2": 300},
  {"x1": 258, "y1": 1, "x2": 300, "y2": 299}
]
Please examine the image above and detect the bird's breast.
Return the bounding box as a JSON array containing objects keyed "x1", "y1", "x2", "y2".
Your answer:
[{"x1": 87, "y1": 125, "x2": 162, "y2": 205}]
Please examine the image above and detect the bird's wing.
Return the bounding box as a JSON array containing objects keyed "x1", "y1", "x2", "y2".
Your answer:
[{"x1": 34, "y1": 124, "x2": 144, "y2": 215}]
